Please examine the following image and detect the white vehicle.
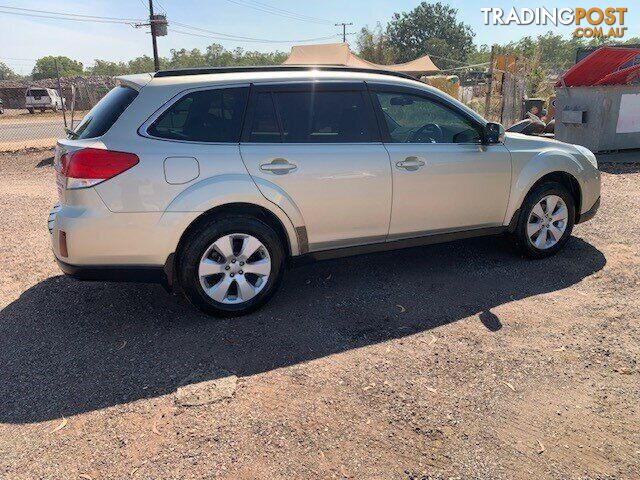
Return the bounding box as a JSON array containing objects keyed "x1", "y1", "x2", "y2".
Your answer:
[
  {"x1": 25, "y1": 87, "x2": 64, "y2": 113},
  {"x1": 49, "y1": 66, "x2": 601, "y2": 317}
]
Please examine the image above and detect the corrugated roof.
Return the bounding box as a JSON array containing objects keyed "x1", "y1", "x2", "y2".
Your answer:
[
  {"x1": 594, "y1": 63, "x2": 640, "y2": 86},
  {"x1": 556, "y1": 46, "x2": 640, "y2": 87}
]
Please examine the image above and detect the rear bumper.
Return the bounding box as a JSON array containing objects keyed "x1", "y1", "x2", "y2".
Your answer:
[
  {"x1": 49, "y1": 201, "x2": 175, "y2": 288},
  {"x1": 56, "y1": 257, "x2": 166, "y2": 283},
  {"x1": 577, "y1": 196, "x2": 600, "y2": 224},
  {"x1": 55, "y1": 257, "x2": 173, "y2": 292}
]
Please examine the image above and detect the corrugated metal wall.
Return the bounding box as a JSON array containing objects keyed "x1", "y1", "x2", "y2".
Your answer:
[{"x1": 555, "y1": 85, "x2": 640, "y2": 152}]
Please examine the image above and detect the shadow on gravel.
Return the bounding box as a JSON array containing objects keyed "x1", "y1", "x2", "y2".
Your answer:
[
  {"x1": 35, "y1": 156, "x2": 54, "y2": 168},
  {"x1": 0, "y1": 235, "x2": 605, "y2": 423},
  {"x1": 598, "y1": 162, "x2": 640, "y2": 174}
]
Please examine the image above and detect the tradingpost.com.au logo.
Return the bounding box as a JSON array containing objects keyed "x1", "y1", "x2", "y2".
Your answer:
[{"x1": 481, "y1": 7, "x2": 628, "y2": 39}]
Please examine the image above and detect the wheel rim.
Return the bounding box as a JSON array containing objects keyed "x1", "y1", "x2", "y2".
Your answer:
[
  {"x1": 198, "y1": 233, "x2": 271, "y2": 305},
  {"x1": 527, "y1": 194, "x2": 568, "y2": 250}
]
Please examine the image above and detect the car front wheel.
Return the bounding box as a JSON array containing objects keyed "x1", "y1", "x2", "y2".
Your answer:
[
  {"x1": 515, "y1": 182, "x2": 575, "y2": 258},
  {"x1": 179, "y1": 215, "x2": 285, "y2": 317}
]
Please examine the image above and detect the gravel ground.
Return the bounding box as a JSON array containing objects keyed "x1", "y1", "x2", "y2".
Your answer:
[{"x1": 0, "y1": 150, "x2": 638, "y2": 480}]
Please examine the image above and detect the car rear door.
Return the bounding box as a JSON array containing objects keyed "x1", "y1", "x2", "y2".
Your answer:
[
  {"x1": 240, "y1": 82, "x2": 392, "y2": 252},
  {"x1": 369, "y1": 84, "x2": 511, "y2": 239}
]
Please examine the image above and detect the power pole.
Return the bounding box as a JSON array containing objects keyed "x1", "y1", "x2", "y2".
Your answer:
[
  {"x1": 335, "y1": 22, "x2": 353, "y2": 43},
  {"x1": 484, "y1": 44, "x2": 497, "y2": 119},
  {"x1": 149, "y1": 0, "x2": 160, "y2": 71}
]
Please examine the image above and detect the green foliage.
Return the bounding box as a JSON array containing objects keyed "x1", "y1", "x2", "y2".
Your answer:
[
  {"x1": 385, "y1": 1, "x2": 475, "y2": 69},
  {"x1": 166, "y1": 44, "x2": 286, "y2": 68},
  {"x1": 0, "y1": 62, "x2": 20, "y2": 80},
  {"x1": 84, "y1": 45, "x2": 287, "y2": 76},
  {"x1": 356, "y1": 23, "x2": 394, "y2": 65},
  {"x1": 126, "y1": 55, "x2": 166, "y2": 74},
  {"x1": 88, "y1": 59, "x2": 130, "y2": 76},
  {"x1": 32, "y1": 56, "x2": 84, "y2": 80}
]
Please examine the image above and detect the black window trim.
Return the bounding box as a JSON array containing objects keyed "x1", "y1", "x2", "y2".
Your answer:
[
  {"x1": 366, "y1": 82, "x2": 488, "y2": 145},
  {"x1": 240, "y1": 81, "x2": 382, "y2": 144},
  {"x1": 139, "y1": 83, "x2": 251, "y2": 145}
]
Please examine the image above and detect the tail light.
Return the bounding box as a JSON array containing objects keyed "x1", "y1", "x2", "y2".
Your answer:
[{"x1": 60, "y1": 148, "x2": 139, "y2": 189}]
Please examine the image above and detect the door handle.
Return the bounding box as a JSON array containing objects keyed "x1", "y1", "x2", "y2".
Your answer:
[
  {"x1": 260, "y1": 158, "x2": 297, "y2": 175},
  {"x1": 396, "y1": 156, "x2": 425, "y2": 171}
]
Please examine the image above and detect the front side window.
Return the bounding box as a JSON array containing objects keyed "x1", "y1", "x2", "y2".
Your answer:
[
  {"x1": 149, "y1": 87, "x2": 248, "y2": 142},
  {"x1": 375, "y1": 92, "x2": 482, "y2": 144},
  {"x1": 271, "y1": 90, "x2": 375, "y2": 143}
]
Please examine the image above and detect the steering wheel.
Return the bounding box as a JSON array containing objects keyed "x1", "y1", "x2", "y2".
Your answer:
[{"x1": 408, "y1": 123, "x2": 443, "y2": 143}]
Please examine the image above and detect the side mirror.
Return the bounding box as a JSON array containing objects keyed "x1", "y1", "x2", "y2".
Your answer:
[{"x1": 484, "y1": 122, "x2": 505, "y2": 144}]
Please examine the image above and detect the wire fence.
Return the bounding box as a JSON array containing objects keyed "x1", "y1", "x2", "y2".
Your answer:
[
  {"x1": 0, "y1": 66, "x2": 532, "y2": 152},
  {"x1": 0, "y1": 77, "x2": 114, "y2": 152}
]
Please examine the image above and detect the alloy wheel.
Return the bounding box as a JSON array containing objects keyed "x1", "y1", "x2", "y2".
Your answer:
[
  {"x1": 527, "y1": 194, "x2": 568, "y2": 250},
  {"x1": 198, "y1": 233, "x2": 271, "y2": 304}
]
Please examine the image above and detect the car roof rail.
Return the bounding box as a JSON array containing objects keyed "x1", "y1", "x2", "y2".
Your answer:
[{"x1": 153, "y1": 65, "x2": 419, "y2": 82}]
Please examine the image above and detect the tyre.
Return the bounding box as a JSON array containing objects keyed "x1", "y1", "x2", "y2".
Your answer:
[
  {"x1": 515, "y1": 181, "x2": 575, "y2": 258},
  {"x1": 178, "y1": 215, "x2": 285, "y2": 317},
  {"x1": 40, "y1": 108, "x2": 46, "y2": 113},
  {"x1": 27, "y1": 108, "x2": 34, "y2": 114}
]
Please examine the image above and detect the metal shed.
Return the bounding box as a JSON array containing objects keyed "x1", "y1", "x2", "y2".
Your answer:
[{"x1": 554, "y1": 47, "x2": 640, "y2": 152}]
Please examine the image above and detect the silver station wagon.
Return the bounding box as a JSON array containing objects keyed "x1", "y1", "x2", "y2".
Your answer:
[{"x1": 50, "y1": 66, "x2": 601, "y2": 316}]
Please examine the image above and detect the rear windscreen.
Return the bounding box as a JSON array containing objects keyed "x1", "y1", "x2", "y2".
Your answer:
[
  {"x1": 28, "y1": 89, "x2": 49, "y2": 96},
  {"x1": 72, "y1": 86, "x2": 138, "y2": 139}
]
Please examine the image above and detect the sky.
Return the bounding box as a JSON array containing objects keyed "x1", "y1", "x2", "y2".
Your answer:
[{"x1": 1, "y1": 0, "x2": 638, "y2": 74}]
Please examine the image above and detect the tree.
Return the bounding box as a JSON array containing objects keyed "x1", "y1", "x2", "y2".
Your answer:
[
  {"x1": 385, "y1": 2, "x2": 475, "y2": 69},
  {"x1": 356, "y1": 23, "x2": 394, "y2": 64},
  {"x1": 32, "y1": 56, "x2": 83, "y2": 80},
  {"x1": 127, "y1": 55, "x2": 165, "y2": 74},
  {"x1": 0, "y1": 62, "x2": 19, "y2": 80},
  {"x1": 89, "y1": 59, "x2": 129, "y2": 76}
]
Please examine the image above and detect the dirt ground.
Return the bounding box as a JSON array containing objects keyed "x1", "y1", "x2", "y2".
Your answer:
[{"x1": 0, "y1": 150, "x2": 638, "y2": 480}]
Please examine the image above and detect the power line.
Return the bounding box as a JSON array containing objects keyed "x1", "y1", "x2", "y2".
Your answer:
[
  {"x1": 243, "y1": 0, "x2": 334, "y2": 23},
  {"x1": 172, "y1": 21, "x2": 339, "y2": 43},
  {"x1": 221, "y1": 0, "x2": 334, "y2": 25},
  {"x1": 0, "y1": 5, "x2": 144, "y2": 22},
  {"x1": 170, "y1": 28, "x2": 340, "y2": 45},
  {"x1": 0, "y1": 9, "x2": 141, "y2": 25}
]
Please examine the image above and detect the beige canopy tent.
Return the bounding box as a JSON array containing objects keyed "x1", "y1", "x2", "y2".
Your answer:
[{"x1": 283, "y1": 43, "x2": 438, "y2": 76}]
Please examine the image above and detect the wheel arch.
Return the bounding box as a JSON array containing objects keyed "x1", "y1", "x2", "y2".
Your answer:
[
  {"x1": 176, "y1": 202, "x2": 294, "y2": 260},
  {"x1": 163, "y1": 200, "x2": 305, "y2": 287},
  {"x1": 507, "y1": 170, "x2": 582, "y2": 230}
]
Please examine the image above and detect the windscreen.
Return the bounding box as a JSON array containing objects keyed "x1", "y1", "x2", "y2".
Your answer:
[{"x1": 72, "y1": 85, "x2": 138, "y2": 139}]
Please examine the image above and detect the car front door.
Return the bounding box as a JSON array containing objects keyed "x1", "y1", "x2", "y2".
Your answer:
[
  {"x1": 240, "y1": 82, "x2": 392, "y2": 251},
  {"x1": 370, "y1": 84, "x2": 511, "y2": 240}
]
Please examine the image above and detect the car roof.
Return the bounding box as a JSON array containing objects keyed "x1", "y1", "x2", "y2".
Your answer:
[{"x1": 118, "y1": 66, "x2": 424, "y2": 90}]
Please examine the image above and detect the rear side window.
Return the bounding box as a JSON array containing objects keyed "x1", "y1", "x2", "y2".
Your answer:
[
  {"x1": 73, "y1": 86, "x2": 138, "y2": 140},
  {"x1": 149, "y1": 87, "x2": 248, "y2": 143},
  {"x1": 245, "y1": 90, "x2": 375, "y2": 144},
  {"x1": 248, "y1": 93, "x2": 281, "y2": 143}
]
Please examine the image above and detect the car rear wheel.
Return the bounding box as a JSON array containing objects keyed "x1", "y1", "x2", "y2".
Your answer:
[
  {"x1": 515, "y1": 182, "x2": 575, "y2": 258},
  {"x1": 179, "y1": 215, "x2": 285, "y2": 317}
]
